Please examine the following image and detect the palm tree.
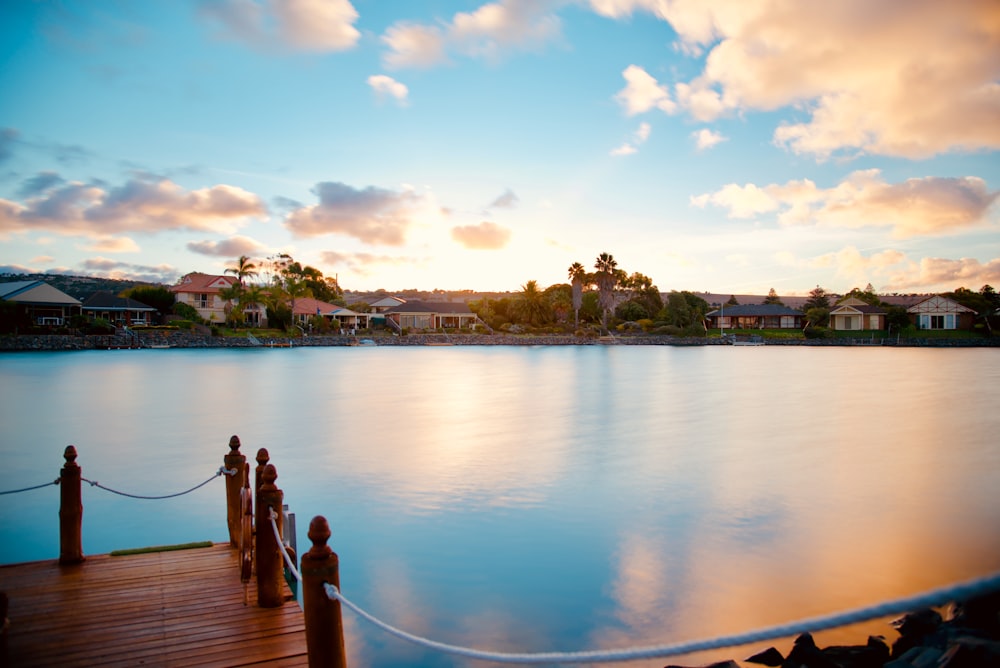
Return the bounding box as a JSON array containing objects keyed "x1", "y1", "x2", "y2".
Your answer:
[
  {"x1": 225, "y1": 255, "x2": 258, "y2": 288},
  {"x1": 568, "y1": 262, "x2": 586, "y2": 328},
  {"x1": 515, "y1": 280, "x2": 552, "y2": 327},
  {"x1": 284, "y1": 275, "x2": 313, "y2": 335},
  {"x1": 217, "y1": 282, "x2": 243, "y2": 327},
  {"x1": 594, "y1": 252, "x2": 618, "y2": 333}
]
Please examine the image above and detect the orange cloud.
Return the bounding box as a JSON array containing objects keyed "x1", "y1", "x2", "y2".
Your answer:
[
  {"x1": 284, "y1": 182, "x2": 436, "y2": 245},
  {"x1": 187, "y1": 235, "x2": 268, "y2": 257},
  {"x1": 597, "y1": 0, "x2": 1000, "y2": 158},
  {"x1": 695, "y1": 170, "x2": 998, "y2": 237},
  {"x1": 451, "y1": 221, "x2": 512, "y2": 249}
]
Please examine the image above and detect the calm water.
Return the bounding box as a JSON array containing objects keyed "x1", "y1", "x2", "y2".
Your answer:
[{"x1": 1, "y1": 346, "x2": 999, "y2": 666}]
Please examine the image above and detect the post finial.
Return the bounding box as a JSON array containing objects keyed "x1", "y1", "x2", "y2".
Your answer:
[
  {"x1": 260, "y1": 463, "x2": 277, "y2": 490},
  {"x1": 228, "y1": 435, "x2": 242, "y2": 453},
  {"x1": 307, "y1": 515, "x2": 332, "y2": 556},
  {"x1": 256, "y1": 448, "x2": 270, "y2": 466},
  {"x1": 63, "y1": 445, "x2": 78, "y2": 465}
]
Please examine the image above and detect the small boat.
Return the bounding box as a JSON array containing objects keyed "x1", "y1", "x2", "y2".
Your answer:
[
  {"x1": 352, "y1": 338, "x2": 377, "y2": 346},
  {"x1": 148, "y1": 344, "x2": 172, "y2": 349}
]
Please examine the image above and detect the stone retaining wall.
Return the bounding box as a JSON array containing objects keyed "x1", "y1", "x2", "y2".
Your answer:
[{"x1": 2, "y1": 332, "x2": 997, "y2": 351}]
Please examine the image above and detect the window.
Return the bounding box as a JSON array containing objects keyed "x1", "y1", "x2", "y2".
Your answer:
[{"x1": 930, "y1": 315, "x2": 945, "y2": 329}]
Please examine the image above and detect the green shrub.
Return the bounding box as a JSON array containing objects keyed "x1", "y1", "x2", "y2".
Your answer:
[
  {"x1": 804, "y1": 326, "x2": 831, "y2": 339},
  {"x1": 173, "y1": 302, "x2": 202, "y2": 322},
  {"x1": 85, "y1": 317, "x2": 116, "y2": 335}
]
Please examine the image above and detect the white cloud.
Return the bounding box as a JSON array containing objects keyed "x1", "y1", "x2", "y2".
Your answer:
[
  {"x1": 614, "y1": 65, "x2": 676, "y2": 116},
  {"x1": 489, "y1": 189, "x2": 519, "y2": 209},
  {"x1": 367, "y1": 75, "x2": 409, "y2": 105},
  {"x1": 610, "y1": 121, "x2": 652, "y2": 156},
  {"x1": 692, "y1": 183, "x2": 777, "y2": 218},
  {"x1": 449, "y1": 0, "x2": 562, "y2": 60},
  {"x1": 596, "y1": 0, "x2": 1000, "y2": 158},
  {"x1": 695, "y1": 170, "x2": 998, "y2": 237},
  {"x1": 381, "y1": 23, "x2": 448, "y2": 69},
  {"x1": 382, "y1": 0, "x2": 563, "y2": 68},
  {"x1": 692, "y1": 128, "x2": 726, "y2": 150},
  {"x1": 199, "y1": 0, "x2": 360, "y2": 52}
]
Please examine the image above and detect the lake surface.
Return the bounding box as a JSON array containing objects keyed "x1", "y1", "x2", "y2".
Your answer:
[{"x1": 2, "y1": 346, "x2": 999, "y2": 667}]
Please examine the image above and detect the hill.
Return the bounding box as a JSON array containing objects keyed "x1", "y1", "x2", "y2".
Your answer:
[{"x1": 0, "y1": 273, "x2": 155, "y2": 300}]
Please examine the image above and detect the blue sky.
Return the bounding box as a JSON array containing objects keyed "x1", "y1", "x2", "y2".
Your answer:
[{"x1": 1, "y1": 0, "x2": 998, "y2": 294}]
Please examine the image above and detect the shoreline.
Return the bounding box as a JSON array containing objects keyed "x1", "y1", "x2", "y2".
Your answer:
[{"x1": 2, "y1": 332, "x2": 999, "y2": 351}]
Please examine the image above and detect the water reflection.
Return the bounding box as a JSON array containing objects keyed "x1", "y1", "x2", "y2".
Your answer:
[{"x1": 1, "y1": 347, "x2": 999, "y2": 667}]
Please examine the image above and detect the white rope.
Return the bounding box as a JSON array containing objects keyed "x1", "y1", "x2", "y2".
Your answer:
[
  {"x1": 323, "y1": 571, "x2": 1000, "y2": 665},
  {"x1": 268, "y1": 508, "x2": 302, "y2": 582}
]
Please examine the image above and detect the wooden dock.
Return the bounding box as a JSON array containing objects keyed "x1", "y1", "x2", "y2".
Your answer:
[{"x1": 0, "y1": 543, "x2": 308, "y2": 667}]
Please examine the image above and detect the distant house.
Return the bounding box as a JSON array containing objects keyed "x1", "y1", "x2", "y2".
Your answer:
[
  {"x1": 292, "y1": 297, "x2": 371, "y2": 331},
  {"x1": 829, "y1": 297, "x2": 886, "y2": 331},
  {"x1": 704, "y1": 303, "x2": 804, "y2": 329},
  {"x1": 382, "y1": 300, "x2": 480, "y2": 331},
  {"x1": 369, "y1": 296, "x2": 406, "y2": 313},
  {"x1": 81, "y1": 291, "x2": 157, "y2": 326},
  {"x1": 169, "y1": 272, "x2": 267, "y2": 326},
  {"x1": 907, "y1": 295, "x2": 976, "y2": 330},
  {"x1": 0, "y1": 280, "x2": 81, "y2": 327},
  {"x1": 170, "y1": 273, "x2": 236, "y2": 323}
]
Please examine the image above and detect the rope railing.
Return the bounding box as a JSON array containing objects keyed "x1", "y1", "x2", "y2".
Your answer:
[
  {"x1": 269, "y1": 507, "x2": 301, "y2": 582},
  {"x1": 318, "y1": 571, "x2": 1000, "y2": 666},
  {"x1": 81, "y1": 466, "x2": 237, "y2": 500},
  {"x1": 0, "y1": 479, "x2": 61, "y2": 495}
]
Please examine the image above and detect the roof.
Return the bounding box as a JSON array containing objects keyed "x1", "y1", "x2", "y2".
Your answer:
[
  {"x1": 0, "y1": 280, "x2": 81, "y2": 306},
  {"x1": 169, "y1": 273, "x2": 236, "y2": 293},
  {"x1": 907, "y1": 295, "x2": 976, "y2": 314},
  {"x1": 81, "y1": 291, "x2": 157, "y2": 312},
  {"x1": 292, "y1": 297, "x2": 344, "y2": 316},
  {"x1": 705, "y1": 304, "x2": 804, "y2": 317},
  {"x1": 694, "y1": 292, "x2": 813, "y2": 309},
  {"x1": 369, "y1": 296, "x2": 406, "y2": 308},
  {"x1": 382, "y1": 300, "x2": 474, "y2": 315},
  {"x1": 830, "y1": 303, "x2": 885, "y2": 314}
]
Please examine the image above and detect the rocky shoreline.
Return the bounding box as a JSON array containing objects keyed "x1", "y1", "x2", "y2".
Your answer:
[
  {"x1": 681, "y1": 592, "x2": 999, "y2": 668},
  {"x1": 0, "y1": 568, "x2": 992, "y2": 668},
  {"x1": 2, "y1": 332, "x2": 999, "y2": 351}
]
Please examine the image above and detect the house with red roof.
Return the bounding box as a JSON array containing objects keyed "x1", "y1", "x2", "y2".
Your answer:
[{"x1": 169, "y1": 272, "x2": 236, "y2": 323}]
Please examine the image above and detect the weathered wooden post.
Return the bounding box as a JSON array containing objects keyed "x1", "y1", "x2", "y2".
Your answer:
[
  {"x1": 59, "y1": 445, "x2": 84, "y2": 565},
  {"x1": 301, "y1": 515, "x2": 347, "y2": 668},
  {"x1": 224, "y1": 435, "x2": 246, "y2": 547},
  {"x1": 239, "y1": 462, "x2": 253, "y2": 584},
  {"x1": 255, "y1": 463, "x2": 284, "y2": 608},
  {"x1": 255, "y1": 448, "x2": 270, "y2": 497}
]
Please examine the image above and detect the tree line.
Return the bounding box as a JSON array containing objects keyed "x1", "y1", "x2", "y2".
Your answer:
[{"x1": 87, "y1": 252, "x2": 1000, "y2": 336}]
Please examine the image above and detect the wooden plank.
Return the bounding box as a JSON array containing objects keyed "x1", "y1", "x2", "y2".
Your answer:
[{"x1": 0, "y1": 543, "x2": 310, "y2": 667}]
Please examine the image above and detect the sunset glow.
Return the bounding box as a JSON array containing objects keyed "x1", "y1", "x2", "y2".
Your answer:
[{"x1": 1, "y1": 1, "x2": 997, "y2": 294}]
